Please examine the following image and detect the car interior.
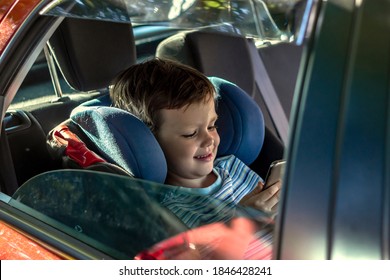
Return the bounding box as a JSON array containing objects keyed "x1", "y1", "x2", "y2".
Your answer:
[
  {"x1": 4, "y1": 0, "x2": 390, "y2": 261},
  {"x1": 3, "y1": 15, "x2": 303, "y2": 199},
  {"x1": 46, "y1": 17, "x2": 266, "y2": 182}
]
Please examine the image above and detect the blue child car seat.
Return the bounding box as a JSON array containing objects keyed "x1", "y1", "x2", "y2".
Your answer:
[
  {"x1": 67, "y1": 76, "x2": 264, "y2": 183},
  {"x1": 209, "y1": 77, "x2": 264, "y2": 164}
]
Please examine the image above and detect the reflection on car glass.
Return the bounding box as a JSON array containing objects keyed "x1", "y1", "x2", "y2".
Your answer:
[
  {"x1": 41, "y1": 0, "x2": 306, "y2": 43},
  {"x1": 11, "y1": 170, "x2": 188, "y2": 259},
  {"x1": 11, "y1": 170, "x2": 274, "y2": 259}
]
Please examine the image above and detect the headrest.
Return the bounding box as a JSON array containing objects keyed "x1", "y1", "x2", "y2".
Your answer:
[
  {"x1": 156, "y1": 30, "x2": 256, "y2": 96},
  {"x1": 70, "y1": 106, "x2": 167, "y2": 183},
  {"x1": 211, "y1": 77, "x2": 264, "y2": 164},
  {"x1": 48, "y1": 18, "x2": 136, "y2": 91},
  {"x1": 76, "y1": 76, "x2": 264, "y2": 166}
]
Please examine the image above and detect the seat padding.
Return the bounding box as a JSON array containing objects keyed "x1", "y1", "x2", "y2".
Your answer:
[
  {"x1": 211, "y1": 77, "x2": 264, "y2": 164},
  {"x1": 70, "y1": 106, "x2": 167, "y2": 183}
]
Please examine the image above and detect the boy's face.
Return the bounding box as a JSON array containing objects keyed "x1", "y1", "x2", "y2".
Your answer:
[{"x1": 155, "y1": 97, "x2": 220, "y2": 188}]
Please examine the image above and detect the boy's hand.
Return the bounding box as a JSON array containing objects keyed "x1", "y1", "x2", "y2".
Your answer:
[{"x1": 239, "y1": 180, "x2": 281, "y2": 214}]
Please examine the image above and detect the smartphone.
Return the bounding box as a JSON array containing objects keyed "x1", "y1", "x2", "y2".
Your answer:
[{"x1": 264, "y1": 160, "x2": 286, "y2": 189}]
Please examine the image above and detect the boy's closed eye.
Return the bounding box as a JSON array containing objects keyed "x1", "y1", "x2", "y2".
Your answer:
[
  {"x1": 182, "y1": 125, "x2": 218, "y2": 138},
  {"x1": 182, "y1": 131, "x2": 197, "y2": 138}
]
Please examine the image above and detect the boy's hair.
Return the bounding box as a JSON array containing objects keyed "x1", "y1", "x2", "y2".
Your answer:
[{"x1": 110, "y1": 58, "x2": 217, "y2": 132}]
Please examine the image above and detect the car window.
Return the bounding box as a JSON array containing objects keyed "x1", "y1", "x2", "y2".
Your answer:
[
  {"x1": 41, "y1": 0, "x2": 309, "y2": 44},
  {"x1": 9, "y1": 170, "x2": 189, "y2": 259},
  {"x1": 8, "y1": 169, "x2": 273, "y2": 259},
  {"x1": 9, "y1": 49, "x2": 76, "y2": 109},
  {"x1": 8, "y1": 25, "x2": 182, "y2": 110},
  {"x1": 10, "y1": 0, "x2": 312, "y2": 110}
]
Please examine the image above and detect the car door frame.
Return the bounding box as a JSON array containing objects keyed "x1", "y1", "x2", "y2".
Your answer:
[{"x1": 276, "y1": 0, "x2": 390, "y2": 260}]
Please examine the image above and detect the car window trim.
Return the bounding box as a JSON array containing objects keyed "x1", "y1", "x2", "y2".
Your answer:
[{"x1": 0, "y1": 200, "x2": 113, "y2": 259}]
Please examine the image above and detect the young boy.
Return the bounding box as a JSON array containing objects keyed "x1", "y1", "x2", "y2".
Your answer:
[{"x1": 110, "y1": 58, "x2": 281, "y2": 228}]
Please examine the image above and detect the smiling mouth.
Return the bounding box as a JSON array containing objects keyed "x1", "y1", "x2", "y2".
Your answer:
[{"x1": 194, "y1": 153, "x2": 213, "y2": 160}]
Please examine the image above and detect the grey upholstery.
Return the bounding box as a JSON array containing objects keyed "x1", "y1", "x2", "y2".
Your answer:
[
  {"x1": 48, "y1": 18, "x2": 136, "y2": 91},
  {"x1": 156, "y1": 30, "x2": 303, "y2": 134},
  {"x1": 156, "y1": 31, "x2": 255, "y2": 98}
]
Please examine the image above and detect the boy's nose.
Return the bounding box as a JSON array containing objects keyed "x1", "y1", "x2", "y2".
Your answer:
[{"x1": 203, "y1": 134, "x2": 215, "y2": 147}]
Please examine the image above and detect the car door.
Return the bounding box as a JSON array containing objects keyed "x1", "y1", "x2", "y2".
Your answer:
[{"x1": 276, "y1": 0, "x2": 390, "y2": 259}]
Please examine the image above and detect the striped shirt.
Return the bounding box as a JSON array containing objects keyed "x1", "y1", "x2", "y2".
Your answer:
[
  {"x1": 160, "y1": 155, "x2": 273, "y2": 259},
  {"x1": 160, "y1": 155, "x2": 263, "y2": 228}
]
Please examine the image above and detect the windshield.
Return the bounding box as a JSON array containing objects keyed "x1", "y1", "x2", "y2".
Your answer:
[
  {"x1": 41, "y1": 0, "x2": 314, "y2": 45},
  {"x1": 10, "y1": 170, "x2": 273, "y2": 259}
]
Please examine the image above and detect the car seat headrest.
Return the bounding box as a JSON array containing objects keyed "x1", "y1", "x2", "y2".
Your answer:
[
  {"x1": 48, "y1": 18, "x2": 136, "y2": 91},
  {"x1": 70, "y1": 106, "x2": 167, "y2": 183},
  {"x1": 156, "y1": 30, "x2": 256, "y2": 96},
  {"x1": 211, "y1": 77, "x2": 264, "y2": 164}
]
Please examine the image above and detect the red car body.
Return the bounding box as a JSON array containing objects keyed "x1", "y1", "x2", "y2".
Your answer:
[
  {"x1": 0, "y1": 220, "x2": 61, "y2": 259},
  {"x1": 0, "y1": 0, "x2": 61, "y2": 259}
]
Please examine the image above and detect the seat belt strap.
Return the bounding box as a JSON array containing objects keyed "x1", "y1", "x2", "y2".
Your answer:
[{"x1": 247, "y1": 39, "x2": 289, "y2": 145}]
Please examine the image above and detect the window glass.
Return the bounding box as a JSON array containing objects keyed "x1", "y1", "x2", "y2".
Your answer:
[
  {"x1": 10, "y1": 170, "x2": 188, "y2": 258},
  {"x1": 11, "y1": 0, "x2": 314, "y2": 109},
  {"x1": 8, "y1": 26, "x2": 179, "y2": 109},
  {"x1": 9, "y1": 50, "x2": 76, "y2": 110},
  {"x1": 10, "y1": 169, "x2": 273, "y2": 259},
  {"x1": 42, "y1": 0, "x2": 309, "y2": 43}
]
